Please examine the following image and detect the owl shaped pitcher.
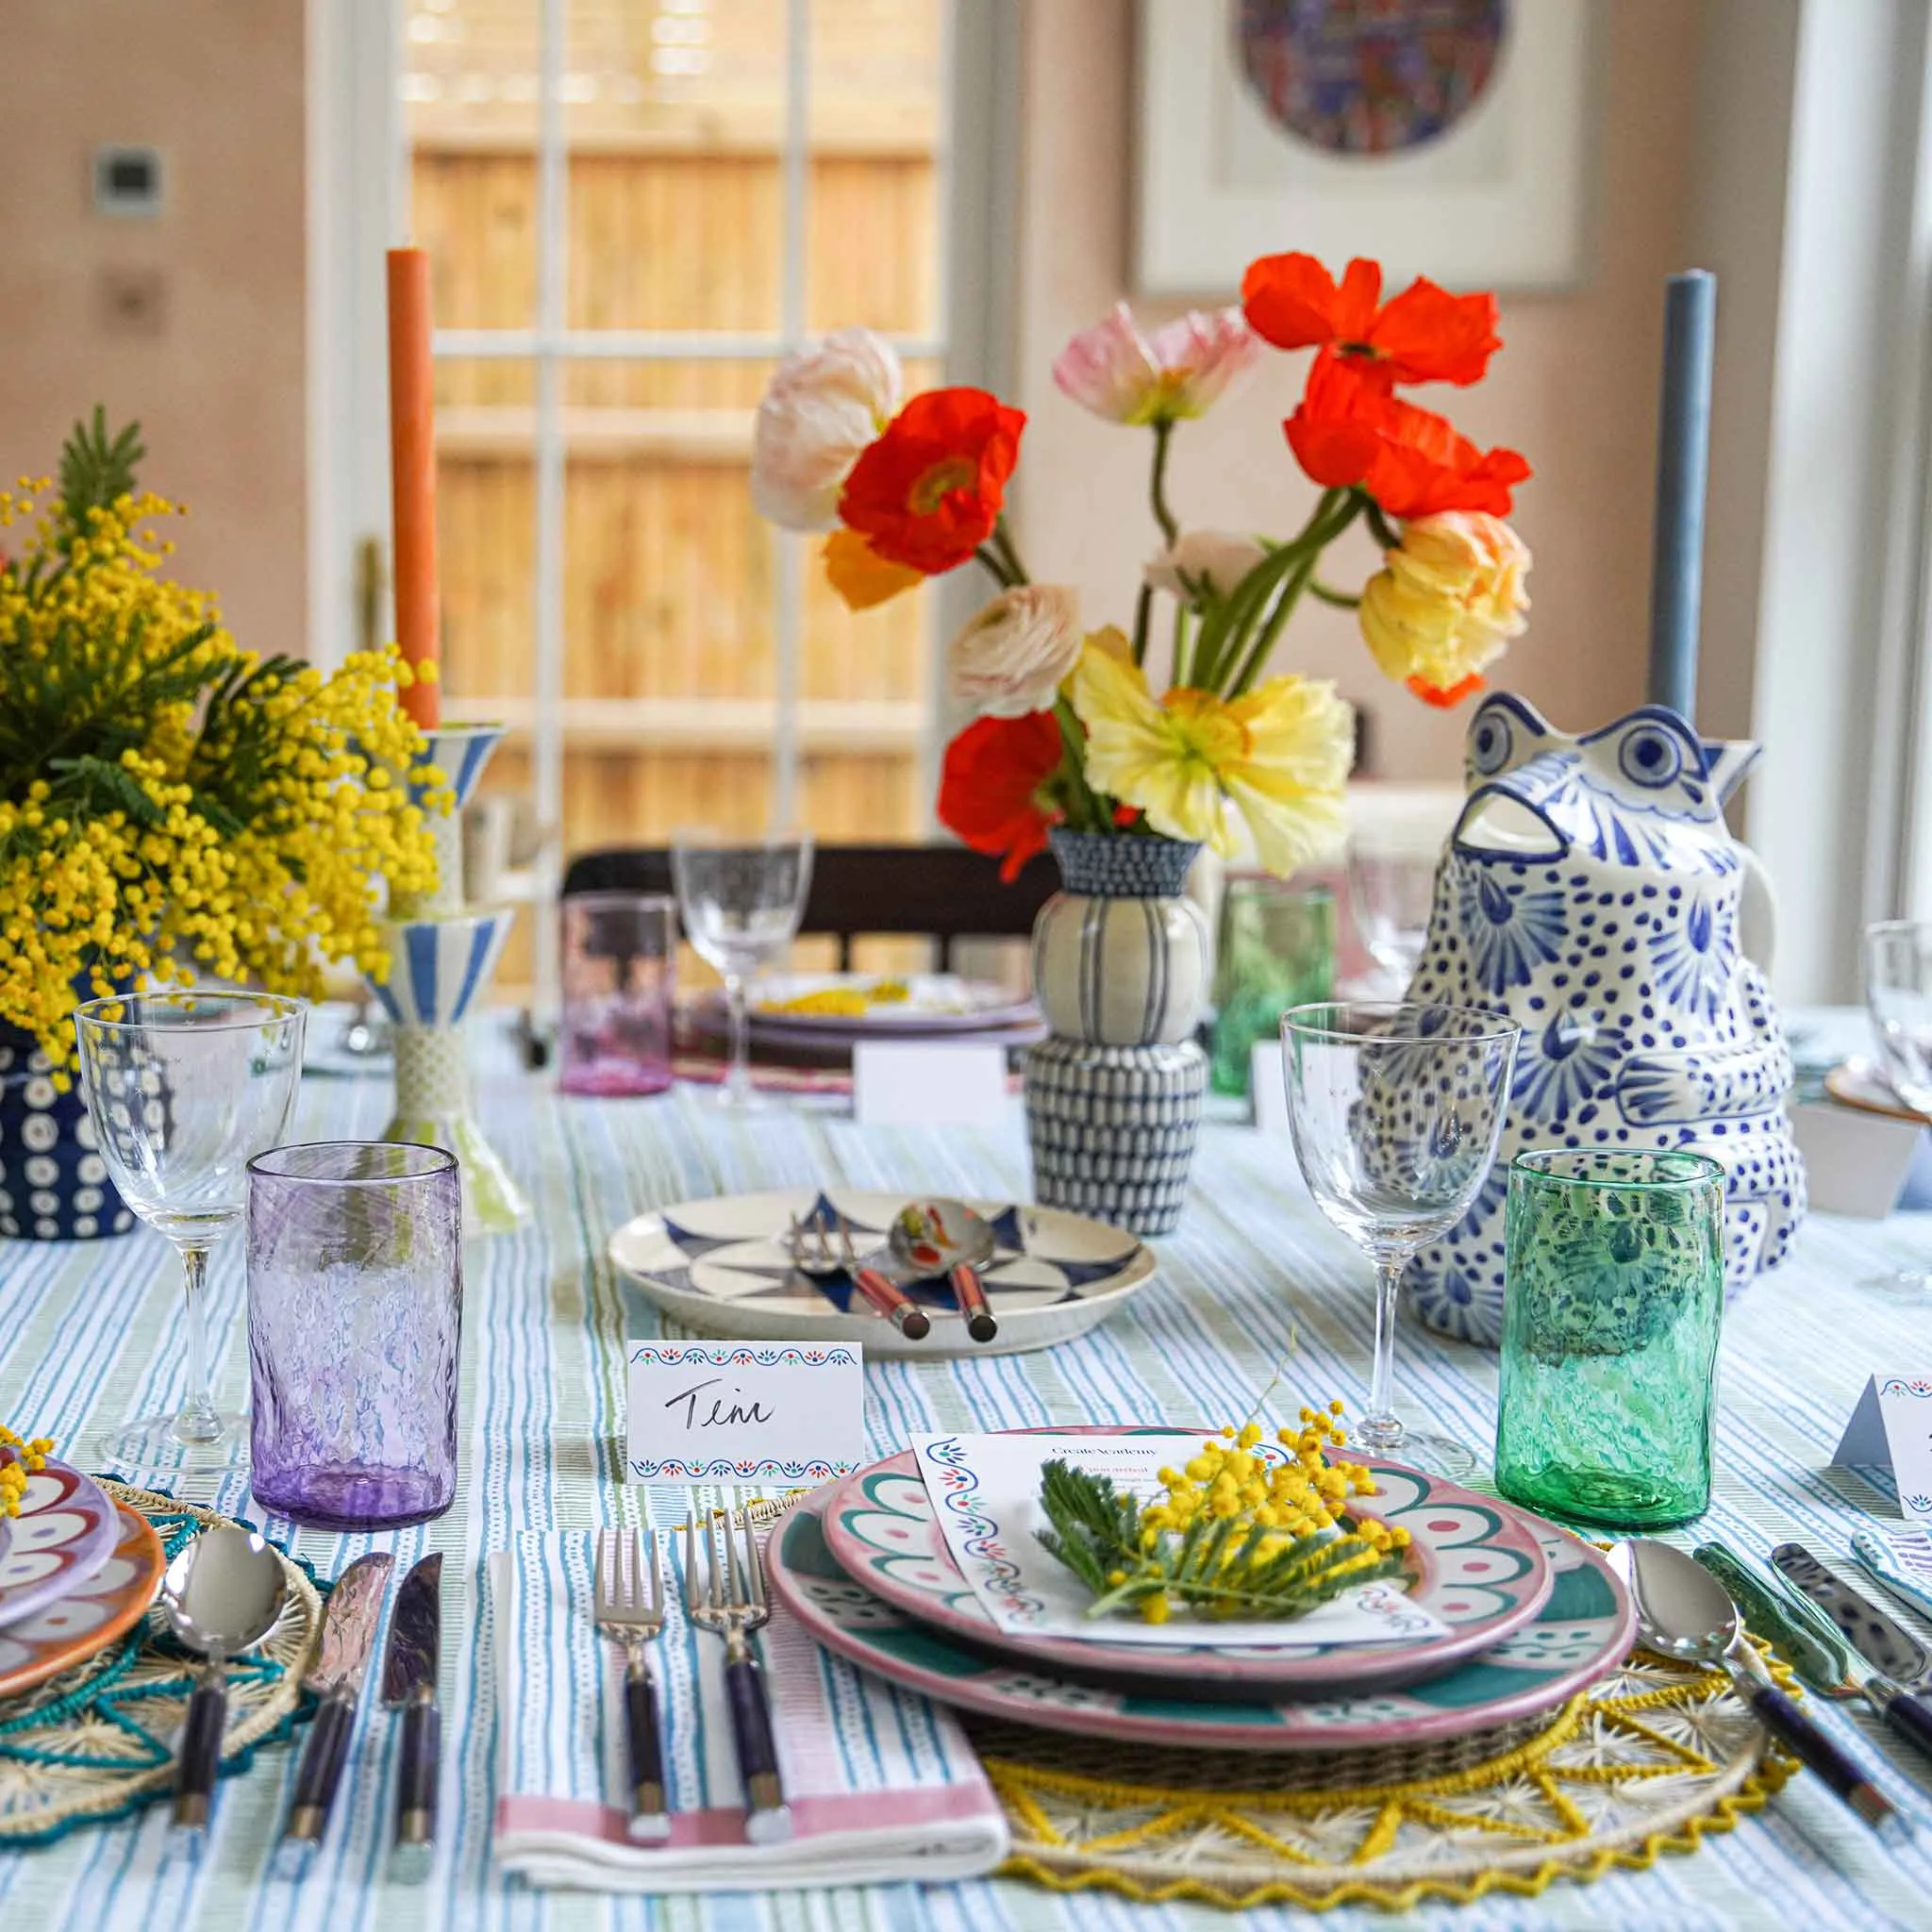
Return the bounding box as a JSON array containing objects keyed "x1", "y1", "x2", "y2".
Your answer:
[{"x1": 1395, "y1": 694, "x2": 1805, "y2": 1345}]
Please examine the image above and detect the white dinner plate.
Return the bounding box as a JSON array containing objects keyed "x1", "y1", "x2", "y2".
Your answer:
[
  {"x1": 607, "y1": 1188, "x2": 1158, "y2": 1357},
  {"x1": 747, "y1": 974, "x2": 1041, "y2": 1036}
]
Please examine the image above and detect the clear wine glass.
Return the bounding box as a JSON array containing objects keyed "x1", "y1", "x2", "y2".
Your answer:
[
  {"x1": 73, "y1": 990, "x2": 308, "y2": 1470},
  {"x1": 1864, "y1": 919, "x2": 1932, "y2": 1293},
  {"x1": 1279, "y1": 1000, "x2": 1520, "y2": 1477},
  {"x1": 671, "y1": 827, "x2": 814, "y2": 1108},
  {"x1": 1346, "y1": 841, "x2": 1440, "y2": 994}
]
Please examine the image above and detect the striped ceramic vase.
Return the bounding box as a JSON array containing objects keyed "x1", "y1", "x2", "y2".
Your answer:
[{"x1": 1024, "y1": 830, "x2": 1209, "y2": 1236}]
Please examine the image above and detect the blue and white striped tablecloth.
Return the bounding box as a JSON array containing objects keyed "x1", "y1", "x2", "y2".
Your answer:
[{"x1": 6, "y1": 1039, "x2": 1932, "y2": 1929}]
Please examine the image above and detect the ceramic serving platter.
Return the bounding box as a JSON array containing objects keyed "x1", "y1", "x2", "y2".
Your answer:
[
  {"x1": 748, "y1": 974, "x2": 1040, "y2": 1036},
  {"x1": 608, "y1": 1189, "x2": 1157, "y2": 1357},
  {"x1": 0, "y1": 1460, "x2": 119, "y2": 1633},
  {"x1": 0, "y1": 1503, "x2": 165, "y2": 1702},
  {"x1": 820, "y1": 1438, "x2": 1553, "y2": 1697},
  {"x1": 768, "y1": 1498, "x2": 1635, "y2": 1753}
]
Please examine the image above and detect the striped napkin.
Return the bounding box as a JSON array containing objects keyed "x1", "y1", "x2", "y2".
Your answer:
[{"x1": 491, "y1": 1531, "x2": 1009, "y2": 1891}]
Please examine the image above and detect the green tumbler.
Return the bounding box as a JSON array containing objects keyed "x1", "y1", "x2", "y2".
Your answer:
[
  {"x1": 1495, "y1": 1148, "x2": 1725, "y2": 1528},
  {"x1": 1208, "y1": 880, "x2": 1335, "y2": 1100}
]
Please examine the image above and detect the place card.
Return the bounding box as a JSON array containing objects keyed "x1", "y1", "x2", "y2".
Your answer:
[
  {"x1": 1831, "y1": 1374, "x2": 1932, "y2": 1523},
  {"x1": 625, "y1": 1341, "x2": 865, "y2": 1484},
  {"x1": 910, "y1": 1430, "x2": 1448, "y2": 1649},
  {"x1": 1251, "y1": 1038, "x2": 1291, "y2": 1134},
  {"x1": 852, "y1": 1040, "x2": 1008, "y2": 1129}
]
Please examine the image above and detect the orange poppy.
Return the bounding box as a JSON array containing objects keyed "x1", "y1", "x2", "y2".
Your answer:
[
  {"x1": 1242, "y1": 253, "x2": 1502, "y2": 390},
  {"x1": 823, "y1": 528, "x2": 924, "y2": 610},
  {"x1": 1286, "y1": 351, "x2": 1530, "y2": 520},
  {"x1": 1407, "y1": 672, "x2": 1486, "y2": 708},
  {"x1": 839, "y1": 388, "x2": 1026, "y2": 575},
  {"x1": 936, "y1": 710, "x2": 1063, "y2": 881}
]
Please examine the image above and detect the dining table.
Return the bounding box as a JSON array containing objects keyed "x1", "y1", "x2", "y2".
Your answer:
[{"x1": 5, "y1": 1013, "x2": 1932, "y2": 1930}]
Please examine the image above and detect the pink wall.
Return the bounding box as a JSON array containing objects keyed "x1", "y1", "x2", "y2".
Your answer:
[
  {"x1": 0, "y1": 1, "x2": 308, "y2": 661},
  {"x1": 1010, "y1": 0, "x2": 1701, "y2": 781}
]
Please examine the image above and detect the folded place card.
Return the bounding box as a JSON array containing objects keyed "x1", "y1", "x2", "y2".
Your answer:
[
  {"x1": 625, "y1": 1341, "x2": 864, "y2": 1484},
  {"x1": 1251, "y1": 1038, "x2": 1291, "y2": 1135},
  {"x1": 1832, "y1": 1374, "x2": 1932, "y2": 1524},
  {"x1": 910, "y1": 1430, "x2": 1448, "y2": 1650},
  {"x1": 852, "y1": 1041, "x2": 1008, "y2": 1129}
]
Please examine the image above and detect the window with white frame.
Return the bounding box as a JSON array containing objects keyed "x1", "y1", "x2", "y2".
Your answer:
[{"x1": 320, "y1": 0, "x2": 982, "y2": 1002}]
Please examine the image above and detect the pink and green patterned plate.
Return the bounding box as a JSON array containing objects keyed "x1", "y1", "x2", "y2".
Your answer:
[
  {"x1": 768, "y1": 1496, "x2": 1635, "y2": 1753},
  {"x1": 819, "y1": 1435, "x2": 1553, "y2": 1697}
]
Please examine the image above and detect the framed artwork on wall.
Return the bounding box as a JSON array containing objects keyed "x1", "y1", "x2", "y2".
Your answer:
[{"x1": 1136, "y1": 0, "x2": 1593, "y2": 297}]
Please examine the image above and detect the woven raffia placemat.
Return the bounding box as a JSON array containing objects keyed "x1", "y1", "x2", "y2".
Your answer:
[
  {"x1": 0, "y1": 1482, "x2": 325, "y2": 1848},
  {"x1": 974, "y1": 1644, "x2": 1799, "y2": 1912}
]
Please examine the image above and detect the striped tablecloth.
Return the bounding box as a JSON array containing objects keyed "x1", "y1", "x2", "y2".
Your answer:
[{"x1": 6, "y1": 1040, "x2": 1932, "y2": 1929}]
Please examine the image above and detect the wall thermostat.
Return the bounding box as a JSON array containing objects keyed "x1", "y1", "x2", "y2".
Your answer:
[{"x1": 92, "y1": 145, "x2": 164, "y2": 219}]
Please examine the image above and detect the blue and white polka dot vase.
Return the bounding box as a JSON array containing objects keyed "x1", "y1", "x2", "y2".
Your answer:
[
  {"x1": 1024, "y1": 830, "x2": 1210, "y2": 1237},
  {"x1": 0, "y1": 1024, "x2": 135, "y2": 1241},
  {"x1": 1391, "y1": 693, "x2": 1805, "y2": 1346}
]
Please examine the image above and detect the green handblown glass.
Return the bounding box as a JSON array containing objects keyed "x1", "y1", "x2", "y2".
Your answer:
[
  {"x1": 1495, "y1": 1149, "x2": 1725, "y2": 1528},
  {"x1": 1208, "y1": 882, "x2": 1335, "y2": 1099}
]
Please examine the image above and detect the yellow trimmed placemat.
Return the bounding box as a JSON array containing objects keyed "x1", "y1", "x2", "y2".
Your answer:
[
  {"x1": 974, "y1": 1645, "x2": 1799, "y2": 1912},
  {"x1": 0, "y1": 1482, "x2": 324, "y2": 1846}
]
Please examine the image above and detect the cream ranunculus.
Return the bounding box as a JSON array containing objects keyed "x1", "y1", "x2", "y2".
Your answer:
[
  {"x1": 1357, "y1": 511, "x2": 1531, "y2": 705},
  {"x1": 1143, "y1": 530, "x2": 1269, "y2": 607},
  {"x1": 1071, "y1": 642, "x2": 1354, "y2": 874},
  {"x1": 946, "y1": 587, "x2": 1082, "y2": 718},
  {"x1": 751, "y1": 328, "x2": 904, "y2": 531}
]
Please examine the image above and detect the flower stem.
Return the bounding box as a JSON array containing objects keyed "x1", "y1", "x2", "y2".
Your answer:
[
  {"x1": 1362, "y1": 495, "x2": 1404, "y2": 552},
  {"x1": 1224, "y1": 493, "x2": 1368, "y2": 696},
  {"x1": 1053, "y1": 693, "x2": 1108, "y2": 830},
  {"x1": 1130, "y1": 583, "x2": 1154, "y2": 667},
  {"x1": 974, "y1": 543, "x2": 1016, "y2": 590},
  {"x1": 1172, "y1": 600, "x2": 1192, "y2": 687},
  {"x1": 991, "y1": 515, "x2": 1030, "y2": 586},
  {"x1": 1148, "y1": 419, "x2": 1179, "y2": 548},
  {"x1": 1308, "y1": 579, "x2": 1361, "y2": 609}
]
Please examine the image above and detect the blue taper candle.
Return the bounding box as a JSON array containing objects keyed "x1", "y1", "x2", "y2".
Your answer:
[{"x1": 1647, "y1": 270, "x2": 1717, "y2": 722}]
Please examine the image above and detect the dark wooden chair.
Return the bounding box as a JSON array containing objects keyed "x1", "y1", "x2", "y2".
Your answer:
[{"x1": 561, "y1": 842, "x2": 1060, "y2": 971}]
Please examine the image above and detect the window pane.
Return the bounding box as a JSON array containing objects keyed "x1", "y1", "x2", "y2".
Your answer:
[
  {"x1": 808, "y1": 0, "x2": 942, "y2": 337},
  {"x1": 406, "y1": 0, "x2": 541, "y2": 329}
]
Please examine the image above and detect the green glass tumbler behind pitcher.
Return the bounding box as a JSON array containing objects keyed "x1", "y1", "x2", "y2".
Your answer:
[{"x1": 1495, "y1": 1148, "x2": 1725, "y2": 1528}]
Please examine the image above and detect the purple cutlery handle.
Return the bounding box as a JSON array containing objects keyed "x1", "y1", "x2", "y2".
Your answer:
[
  {"x1": 172, "y1": 1675, "x2": 227, "y2": 1834},
  {"x1": 623, "y1": 1663, "x2": 670, "y2": 1843},
  {"x1": 284, "y1": 1694, "x2": 356, "y2": 1843},
  {"x1": 1882, "y1": 1686, "x2": 1932, "y2": 1765},
  {"x1": 1744, "y1": 1680, "x2": 1896, "y2": 1829},
  {"x1": 724, "y1": 1651, "x2": 792, "y2": 1844},
  {"x1": 391, "y1": 1698, "x2": 441, "y2": 1874}
]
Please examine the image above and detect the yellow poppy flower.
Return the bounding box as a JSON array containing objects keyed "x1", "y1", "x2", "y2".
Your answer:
[{"x1": 1070, "y1": 642, "x2": 1353, "y2": 874}]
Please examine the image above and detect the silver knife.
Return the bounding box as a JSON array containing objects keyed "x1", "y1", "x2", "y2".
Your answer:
[
  {"x1": 380, "y1": 1554, "x2": 443, "y2": 1881},
  {"x1": 1772, "y1": 1542, "x2": 1932, "y2": 1767},
  {"x1": 276, "y1": 1552, "x2": 394, "y2": 1864}
]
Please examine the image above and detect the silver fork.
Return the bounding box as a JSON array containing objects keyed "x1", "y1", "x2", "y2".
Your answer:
[
  {"x1": 786, "y1": 1210, "x2": 839, "y2": 1277},
  {"x1": 593, "y1": 1528, "x2": 672, "y2": 1844},
  {"x1": 683, "y1": 1508, "x2": 792, "y2": 1844}
]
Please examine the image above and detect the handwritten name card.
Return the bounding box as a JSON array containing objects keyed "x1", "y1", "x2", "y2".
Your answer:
[
  {"x1": 625, "y1": 1340, "x2": 865, "y2": 1484},
  {"x1": 1832, "y1": 1374, "x2": 1932, "y2": 1524}
]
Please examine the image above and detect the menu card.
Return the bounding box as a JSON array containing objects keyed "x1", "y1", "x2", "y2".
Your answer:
[{"x1": 910, "y1": 1431, "x2": 1448, "y2": 1650}]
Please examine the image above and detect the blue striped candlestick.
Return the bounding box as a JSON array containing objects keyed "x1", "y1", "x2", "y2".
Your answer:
[
  {"x1": 374, "y1": 722, "x2": 530, "y2": 1234},
  {"x1": 1647, "y1": 270, "x2": 1716, "y2": 723}
]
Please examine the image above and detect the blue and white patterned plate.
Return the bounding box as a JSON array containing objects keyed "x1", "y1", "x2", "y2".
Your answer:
[
  {"x1": 768, "y1": 1497, "x2": 1634, "y2": 1752},
  {"x1": 608, "y1": 1188, "x2": 1157, "y2": 1357}
]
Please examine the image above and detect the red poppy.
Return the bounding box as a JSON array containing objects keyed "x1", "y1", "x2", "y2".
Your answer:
[
  {"x1": 839, "y1": 388, "x2": 1026, "y2": 575},
  {"x1": 1242, "y1": 253, "x2": 1501, "y2": 390},
  {"x1": 937, "y1": 710, "x2": 1063, "y2": 882},
  {"x1": 1286, "y1": 351, "x2": 1530, "y2": 520}
]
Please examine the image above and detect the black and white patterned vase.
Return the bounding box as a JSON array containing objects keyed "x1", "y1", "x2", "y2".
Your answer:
[
  {"x1": 0, "y1": 1022, "x2": 134, "y2": 1241},
  {"x1": 1024, "y1": 830, "x2": 1209, "y2": 1236}
]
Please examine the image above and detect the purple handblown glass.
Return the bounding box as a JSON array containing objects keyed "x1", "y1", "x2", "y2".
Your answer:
[{"x1": 246, "y1": 1141, "x2": 462, "y2": 1529}]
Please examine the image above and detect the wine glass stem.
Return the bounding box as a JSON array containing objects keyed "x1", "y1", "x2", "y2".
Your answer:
[
  {"x1": 173, "y1": 1242, "x2": 223, "y2": 1446},
  {"x1": 1358, "y1": 1255, "x2": 1407, "y2": 1456},
  {"x1": 724, "y1": 973, "x2": 751, "y2": 1105}
]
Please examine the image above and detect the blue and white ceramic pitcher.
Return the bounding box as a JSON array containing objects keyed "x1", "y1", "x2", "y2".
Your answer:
[{"x1": 1396, "y1": 693, "x2": 1805, "y2": 1345}]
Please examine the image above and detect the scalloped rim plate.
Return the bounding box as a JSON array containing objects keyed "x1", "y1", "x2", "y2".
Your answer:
[
  {"x1": 0, "y1": 1502, "x2": 164, "y2": 1701},
  {"x1": 0, "y1": 1459, "x2": 119, "y2": 1633},
  {"x1": 820, "y1": 1433, "x2": 1553, "y2": 1696},
  {"x1": 768, "y1": 1497, "x2": 1635, "y2": 1753}
]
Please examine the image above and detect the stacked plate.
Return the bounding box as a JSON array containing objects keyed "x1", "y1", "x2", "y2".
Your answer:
[
  {"x1": 741, "y1": 973, "x2": 1044, "y2": 1050},
  {"x1": 766, "y1": 1431, "x2": 1639, "y2": 1752},
  {"x1": 0, "y1": 1458, "x2": 165, "y2": 1704}
]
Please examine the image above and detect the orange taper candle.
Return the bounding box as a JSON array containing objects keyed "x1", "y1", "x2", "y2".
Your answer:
[{"x1": 387, "y1": 246, "x2": 441, "y2": 730}]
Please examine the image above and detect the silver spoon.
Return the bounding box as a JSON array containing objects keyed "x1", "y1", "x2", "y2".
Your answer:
[
  {"x1": 891, "y1": 1198, "x2": 997, "y2": 1343},
  {"x1": 1621, "y1": 1539, "x2": 1898, "y2": 1833},
  {"x1": 160, "y1": 1525, "x2": 290, "y2": 1844}
]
